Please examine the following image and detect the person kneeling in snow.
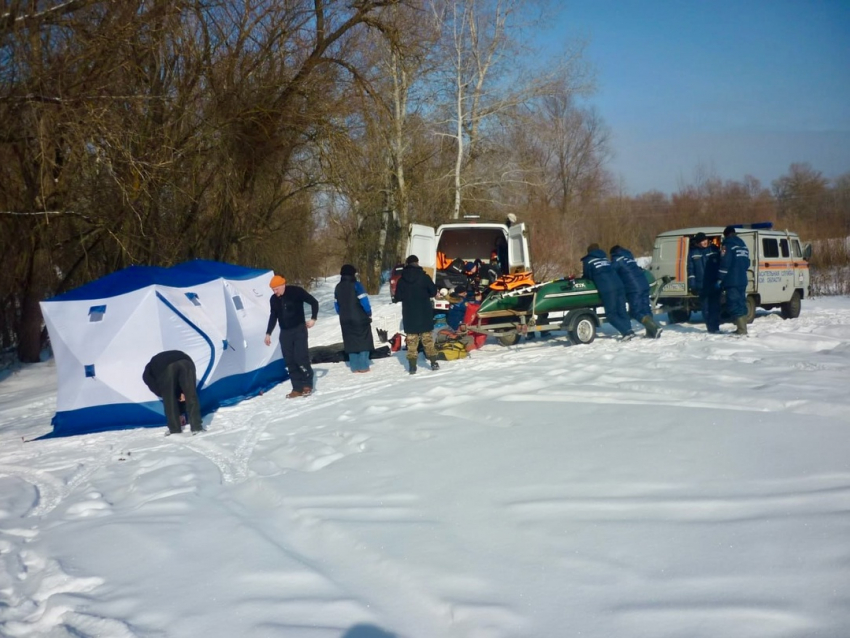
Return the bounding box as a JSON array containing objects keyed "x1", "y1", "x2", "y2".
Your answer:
[{"x1": 143, "y1": 351, "x2": 203, "y2": 435}]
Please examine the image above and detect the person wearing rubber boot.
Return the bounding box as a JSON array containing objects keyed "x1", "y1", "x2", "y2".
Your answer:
[
  {"x1": 687, "y1": 233, "x2": 722, "y2": 333},
  {"x1": 581, "y1": 244, "x2": 635, "y2": 341},
  {"x1": 394, "y1": 255, "x2": 440, "y2": 374},
  {"x1": 610, "y1": 245, "x2": 663, "y2": 339},
  {"x1": 718, "y1": 226, "x2": 750, "y2": 336},
  {"x1": 143, "y1": 350, "x2": 203, "y2": 435},
  {"x1": 264, "y1": 274, "x2": 319, "y2": 396}
]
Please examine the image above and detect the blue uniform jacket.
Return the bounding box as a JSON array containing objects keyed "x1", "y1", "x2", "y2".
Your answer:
[
  {"x1": 581, "y1": 249, "x2": 624, "y2": 295},
  {"x1": 610, "y1": 247, "x2": 649, "y2": 294},
  {"x1": 718, "y1": 235, "x2": 750, "y2": 288},
  {"x1": 688, "y1": 245, "x2": 721, "y2": 291}
]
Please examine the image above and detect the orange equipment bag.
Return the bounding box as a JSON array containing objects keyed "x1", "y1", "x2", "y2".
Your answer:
[{"x1": 487, "y1": 271, "x2": 535, "y2": 292}]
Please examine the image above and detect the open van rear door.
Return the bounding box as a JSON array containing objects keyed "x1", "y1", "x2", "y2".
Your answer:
[
  {"x1": 507, "y1": 223, "x2": 531, "y2": 273},
  {"x1": 405, "y1": 224, "x2": 437, "y2": 279}
]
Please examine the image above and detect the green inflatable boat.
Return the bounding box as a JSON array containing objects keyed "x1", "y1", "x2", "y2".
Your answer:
[{"x1": 474, "y1": 271, "x2": 667, "y2": 346}]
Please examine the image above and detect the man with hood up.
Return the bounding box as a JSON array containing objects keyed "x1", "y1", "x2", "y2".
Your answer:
[
  {"x1": 581, "y1": 244, "x2": 635, "y2": 340},
  {"x1": 394, "y1": 255, "x2": 440, "y2": 374},
  {"x1": 610, "y1": 245, "x2": 663, "y2": 339}
]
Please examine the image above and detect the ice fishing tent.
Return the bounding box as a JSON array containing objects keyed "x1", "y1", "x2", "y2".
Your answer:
[{"x1": 40, "y1": 260, "x2": 287, "y2": 437}]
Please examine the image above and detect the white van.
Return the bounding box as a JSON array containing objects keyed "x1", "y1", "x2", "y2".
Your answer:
[
  {"x1": 395, "y1": 219, "x2": 532, "y2": 310},
  {"x1": 649, "y1": 224, "x2": 811, "y2": 323}
]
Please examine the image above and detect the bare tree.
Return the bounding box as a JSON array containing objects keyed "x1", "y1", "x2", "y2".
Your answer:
[{"x1": 429, "y1": 0, "x2": 587, "y2": 218}]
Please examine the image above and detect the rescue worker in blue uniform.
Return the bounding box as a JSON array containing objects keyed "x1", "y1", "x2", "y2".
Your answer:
[
  {"x1": 687, "y1": 232, "x2": 722, "y2": 333},
  {"x1": 610, "y1": 245, "x2": 662, "y2": 339},
  {"x1": 717, "y1": 226, "x2": 751, "y2": 335},
  {"x1": 581, "y1": 244, "x2": 635, "y2": 340}
]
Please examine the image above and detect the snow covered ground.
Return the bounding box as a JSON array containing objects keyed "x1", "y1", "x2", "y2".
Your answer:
[{"x1": 1, "y1": 278, "x2": 849, "y2": 638}]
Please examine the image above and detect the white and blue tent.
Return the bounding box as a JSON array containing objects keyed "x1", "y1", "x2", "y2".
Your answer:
[{"x1": 40, "y1": 260, "x2": 287, "y2": 437}]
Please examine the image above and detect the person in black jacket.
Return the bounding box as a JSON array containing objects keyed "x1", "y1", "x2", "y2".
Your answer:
[
  {"x1": 394, "y1": 255, "x2": 440, "y2": 374},
  {"x1": 334, "y1": 264, "x2": 374, "y2": 373},
  {"x1": 143, "y1": 350, "x2": 203, "y2": 435},
  {"x1": 264, "y1": 274, "x2": 319, "y2": 397}
]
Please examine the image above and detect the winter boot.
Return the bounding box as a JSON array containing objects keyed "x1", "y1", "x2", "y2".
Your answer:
[
  {"x1": 620, "y1": 331, "x2": 637, "y2": 342},
  {"x1": 408, "y1": 359, "x2": 417, "y2": 375},
  {"x1": 430, "y1": 358, "x2": 440, "y2": 371},
  {"x1": 640, "y1": 315, "x2": 662, "y2": 339},
  {"x1": 734, "y1": 316, "x2": 748, "y2": 336}
]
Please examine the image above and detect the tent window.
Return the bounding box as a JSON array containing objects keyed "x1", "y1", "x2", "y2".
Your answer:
[
  {"x1": 185, "y1": 292, "x2": 201, "y2": 306},
  {"x1": 232, "y1": 295, "x2": 244, "y2": 310},
  {"x1": 85, "y1": 364, "x2": 96, "y2": 378},
  {"x1": 88, "y1": 305, "x2": 106, "y2": 322}
]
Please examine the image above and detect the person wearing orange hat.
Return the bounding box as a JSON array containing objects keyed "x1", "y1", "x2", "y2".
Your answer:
[{"x1": 264, "y1": 274, "x2": 319, "y2": 398}]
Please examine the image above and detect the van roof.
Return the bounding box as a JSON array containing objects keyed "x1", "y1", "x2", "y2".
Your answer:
[
  {"x1": 437, "y1": 222, "x2": 509, "y2": 231},
  {"x1": 656, "y1": 226, "x2": 796, "y2": 238}
]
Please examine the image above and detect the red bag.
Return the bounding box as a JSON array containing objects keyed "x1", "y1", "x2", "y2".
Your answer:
[
  {"x1": 463, "y1": 303, "x2": 487, "y2": 350},
  {"x1": 389, "y1": 333, "x2": 403, "y2": 352}
]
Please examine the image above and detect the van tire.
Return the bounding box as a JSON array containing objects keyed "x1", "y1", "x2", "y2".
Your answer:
[
  {"x1": 745, "y1": 295, "x2": 757, "y2": 324},
  {"x1": 497, "y1": 331, "x2": 520, "y2": 347},
  {"x1": 780, "y1": 290, "x2": 802, "y2": 319},
  {"x1": 566, "y1": 312, "x2": 597, "y2": 345},
  {"x1": 667, "y1": 308, "x2": 690, "y2": 324}
]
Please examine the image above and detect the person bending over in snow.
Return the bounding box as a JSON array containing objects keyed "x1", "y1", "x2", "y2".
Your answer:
[{"x1": 143, "y1": 350, "x2": 203, "y2": 435}]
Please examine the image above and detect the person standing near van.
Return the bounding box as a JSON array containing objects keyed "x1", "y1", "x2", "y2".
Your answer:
[
  {"x1": 610, "y1": 245, "x2": 662, "y2": 339},
  {"x1": 581, "y1": 244, "x2": 635, "y2": 340},
  {"x1": 334, "y1": 264, "x2": 374, "y2": 373},
  {"x1": 395, "y1": 255, "x2": 440, "y2": 374},
  {"x1": 688, "y1": 233, "x2": 722, "y2": 333},
  {"x1": 718, "y1": 226, "x2": 751, "y2": 336},
  {"x1": 264, "y1": 274, "x2": 319, "y2": 397}
]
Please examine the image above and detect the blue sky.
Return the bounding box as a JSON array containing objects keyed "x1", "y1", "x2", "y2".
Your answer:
[{"x1": 546, "y1": 0, "x2": 850, "y2": 194}]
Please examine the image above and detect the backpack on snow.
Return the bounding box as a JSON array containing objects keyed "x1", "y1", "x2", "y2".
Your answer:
[{"x1": 435, "y1": 340, "x2": 468, "y2": 361}]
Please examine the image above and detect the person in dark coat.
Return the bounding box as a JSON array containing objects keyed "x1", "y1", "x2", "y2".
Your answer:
[
  {"x1": 581, "y1": 244, "x2": 635, "y2": 340},
  {"x1": 717, "y1": 226, "x2": 751, "y2": 335},
  {"x1": 334, "y1": 264, "x2": 374, "y2": 373},
  {"x1": 143, "y1": 350, "x2": 203, "y2": 435},
  {"x1": 688, "y1": 232, "x2": 722, "y2": 333},
  {"x1": 264, "y1": 274, "x2": 319, "y2": 397},
  {"x1": 394, "y1": 255, "x2": 440, "y2": 374},
  {"x1": 610, "y1": 245, "x2": 663, "y2": 339}
]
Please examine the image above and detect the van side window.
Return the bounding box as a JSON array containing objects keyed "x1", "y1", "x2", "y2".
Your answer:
[
  {"x1": 762, "y1": 238, "x2": 779, "y2": 258},
  {"x1": 792, "y1": 240, "x2": 802, "y2": 258},
  {"x1": 779, "y1": 239, "x2": 789, "y2": 257}
]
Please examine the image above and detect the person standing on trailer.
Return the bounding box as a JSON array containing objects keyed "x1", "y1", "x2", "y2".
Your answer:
[
  {"x1": 717, "y1": 226, "x2": 751, "y2": 336},
  {"x1": 581, "y1": 244, "x2": 635, "y2": 341}
]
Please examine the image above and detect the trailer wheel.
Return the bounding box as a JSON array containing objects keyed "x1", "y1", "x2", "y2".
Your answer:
[
  {"x1": 497, "y1": 332, "x2": 520, "y2": 346},
  {"x1": 780, "y1": 290, "x2": 802, "y2": 319},
  {"x1": 567, "y1": 314, "x2": 597, "y2": 345},
  {"x1": 745, "y1": 295, "x2": 757, "y2": 324},
  {"x1": 667, "y1": 308, "x2": 690, "y2": 324}
]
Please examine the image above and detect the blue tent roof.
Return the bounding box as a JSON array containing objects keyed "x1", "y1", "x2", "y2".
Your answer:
[{"x1": 44, "y1": 260, "x2": 270, "y2": 302}]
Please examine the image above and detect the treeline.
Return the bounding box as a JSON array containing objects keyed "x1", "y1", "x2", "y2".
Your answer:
[{"x1": 1, "y1": 1, "x2": 848, "y2": 362}]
